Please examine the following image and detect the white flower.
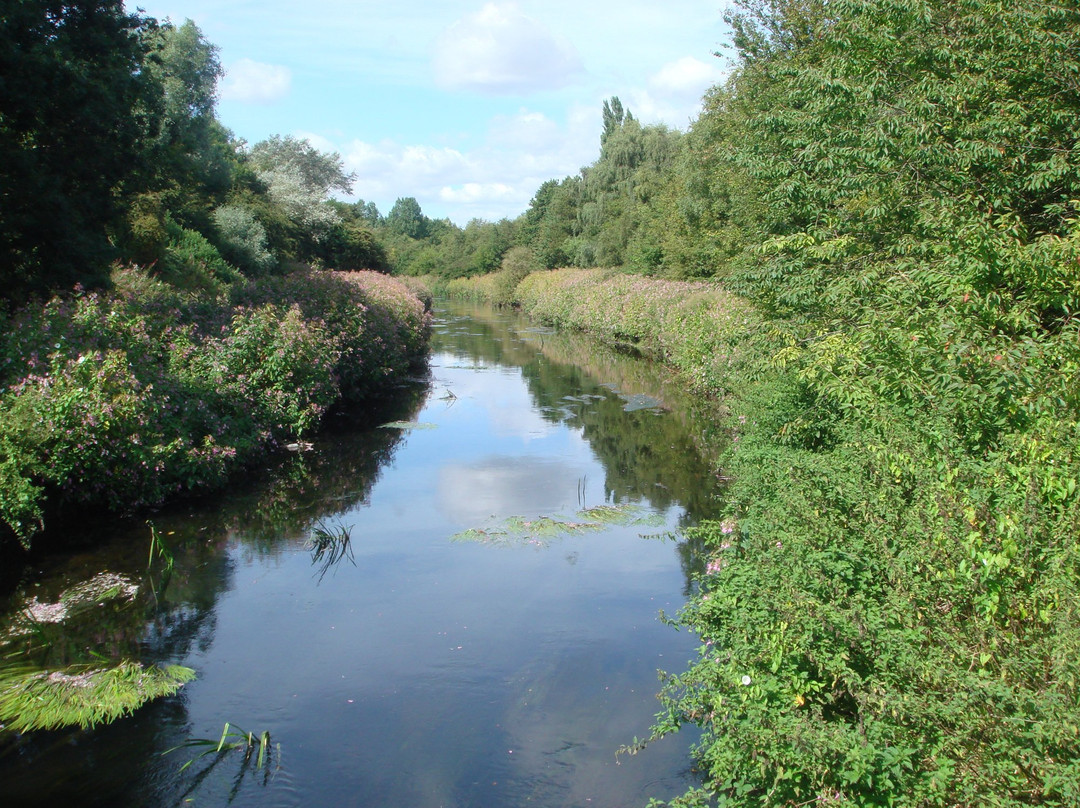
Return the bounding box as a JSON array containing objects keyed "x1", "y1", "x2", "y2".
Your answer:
[{"x1": 741, "y1": 675, "x2": 752, "y2": 686}]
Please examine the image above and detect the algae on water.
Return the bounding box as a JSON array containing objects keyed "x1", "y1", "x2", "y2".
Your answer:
[{"x1": 451, "y1": 503, "x2": 663, "y2": 546}]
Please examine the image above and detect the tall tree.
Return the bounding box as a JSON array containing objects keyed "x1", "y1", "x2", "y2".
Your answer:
[
  {"x1": 248, "y1": 135, "x2": 356, "y2": 252},
  {"x1": 0, "y1": 0, "x2": 157, "y2": 302},
  {"x1": 386, "y1": 197, "x2": 429, "y2": 240}
]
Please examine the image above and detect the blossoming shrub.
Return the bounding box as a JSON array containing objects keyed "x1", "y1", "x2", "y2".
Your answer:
[{"x1": 0, "y1": 267, "x2": 430, "y2": 550}]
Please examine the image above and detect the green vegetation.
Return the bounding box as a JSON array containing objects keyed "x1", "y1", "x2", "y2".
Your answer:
[
  {"x1": 0, "y1": 6, "x2": 431, "y2": 553},
  {"x1": 451, "y1": 504, "x2": 662, "y2": 547},
  {"x1": 0, "y1": 661, "x2": 195, "y2": 733},
  {"x1": 0, "y1": 267, "x2": 429, "y2": 550},
  {"x1": 166, "y1": 721, "x2": 278, "y2": 797},
  {"x1": 442, "y1": 1, "x2": 1080, "y2": 804},
  {"x1": 5, "y1": 0, "x2": 1080, "y2": 802}
]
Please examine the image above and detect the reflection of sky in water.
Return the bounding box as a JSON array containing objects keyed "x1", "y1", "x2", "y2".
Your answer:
[
  {"x1": 0, "y1": 305, "x2": 708, "y2": 808},
  {"x1": 419, "y1": 352, "x2": 606, "y2": 526},
  {"x1": 431, "y1": 358, "x2": 559, "y2": 443},
  {"x1": 437, "y1": 455, "x2": 582, "y2": 524}
]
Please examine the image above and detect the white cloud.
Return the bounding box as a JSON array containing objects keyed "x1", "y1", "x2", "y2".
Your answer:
[
  {"x1": 437, "y1": 456, "x2": 576, "y2": 525},
  {"x1": 432, "y1": 2, "x2": 584, "y2": 94},
  {"x1": 649, "y1": 55, "x2": 726, "y2": 97},
  {"x1": 624, "y1": 55, "x2": 727, "y2": 129},
  {"x1": 328, "y1": 105, "x2": 600, "y2": 222},
  {"x1": 220, "y1": 58, "x2": 292, "y2": 104},
  {"x1": 439, "y1": 182, "x2": 519, "y2": 204}
]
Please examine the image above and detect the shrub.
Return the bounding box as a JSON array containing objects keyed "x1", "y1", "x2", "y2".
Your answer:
[
  {"x1": 0, "y1": 268, "x2": 430, "y2": 550},
  {"x1": 212, "y1": 204, "x2": 277, "y2": 276}
]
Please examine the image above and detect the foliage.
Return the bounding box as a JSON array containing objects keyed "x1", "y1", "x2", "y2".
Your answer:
[
  {"x1": 526, "y1": 1, "x2": 1080, "y2": 805},
  {"x1": 385, "y1": 196, "x2": 429, "y2": 240},
  {"x1": 378, "y1": 200, "x2": 518, "y2": 279},
  {"x1": 0, "y1": 0, "x2": 157, "y2": 301},
  {"x1": 160, "y1": 216, "x2": 244, "y2": 292},
  {"x1": 514, "y1": 268, "x2": 752, "y2": 391},
  {"x1": 0, "y1": 268, "x2": 430, "y2": 550},
  {"x1": 515, "y1": 100, "x2": 684, "y2": 272},
  {"x1": 0, "y1": 661, "x2": 195, "y2": 732},
  {"x1": 212, "y1": 204, "x2": 277, "y2": 276}
]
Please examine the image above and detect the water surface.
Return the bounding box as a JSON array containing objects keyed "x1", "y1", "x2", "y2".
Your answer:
[{"x1": 0, "y1": 301, "x2": 725, "y2": 808}]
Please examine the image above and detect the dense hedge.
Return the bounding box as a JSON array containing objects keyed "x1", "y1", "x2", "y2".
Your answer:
[{"x1": 0, "y1": 267, "x2": 430, "y2": 550}]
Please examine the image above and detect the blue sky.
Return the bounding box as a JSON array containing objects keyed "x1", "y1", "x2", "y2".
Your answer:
[{"x1": 129, "y1": 1, "x2": 733, "y2": 224}]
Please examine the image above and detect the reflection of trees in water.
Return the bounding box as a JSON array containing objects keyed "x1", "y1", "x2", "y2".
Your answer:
[
  {"x1": 437, "y1": 302, "x2": 728, "y2": 524},
  {"x1": 0, "y1": 378, "x2": 430, "y2": 807},
  {"x1": 216, "y1": 377, "x2": 430, "y2": 558}
]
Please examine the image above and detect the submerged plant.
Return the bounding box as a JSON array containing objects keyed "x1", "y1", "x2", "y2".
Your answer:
[
  {"x1": 378, "y1": 420, "x2": 438, "y2": 430},
  {"x1": 0, "y1": 661, "x2": 195, "y2": 733},
  {"x1": 168, "y1": 722, "x2": 275, "y2": 772},
  {"x1": 166, "y1": 722, "x2": 280, "y2": 801},
  {"x1": 305, "y1": 520, "x2": 355, "y2": 582}
]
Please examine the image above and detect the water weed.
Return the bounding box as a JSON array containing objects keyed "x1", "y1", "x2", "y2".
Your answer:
[
  {"x1": 0, "y1": 661, "x2": 195, "y2": 732},
  {"x1": 451, "y1": 504, "x2": 660, "y2": 546},
  {"x1": 305, "y1": 520, "x2": 355, "y2": 582}
]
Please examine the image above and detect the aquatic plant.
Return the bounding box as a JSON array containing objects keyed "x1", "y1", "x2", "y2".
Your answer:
[
  {"x1": 451, "y1": 504, "x2": 661, "y2": 546},
  {"x1": 306, "y1": 520, "x2": 355, "y2": 582},
  {"x1": 146, "y1": 521, "x2": 175, "y2": 605},
  {"x1": 0, "y1": 661, "x2": 195, "y2": 732},
  {"x1": 166, "y1": 721, "x2": 279, "y2": 803},
  {"x1": 167, "y1": 722, "x2": 275, "y2": 773}
]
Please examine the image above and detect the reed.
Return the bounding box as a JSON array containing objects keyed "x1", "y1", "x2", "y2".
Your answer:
[{"x1": 306, "y1": 520, "x2": 355, "y2": 582}]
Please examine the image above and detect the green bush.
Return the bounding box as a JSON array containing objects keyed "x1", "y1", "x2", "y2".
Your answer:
[
  {"x1": 0, "y1": 268, "x2": 430, "y2": 550},
  {"x1": 212, "y1": 204, "x2": 277, "y2": 276}
]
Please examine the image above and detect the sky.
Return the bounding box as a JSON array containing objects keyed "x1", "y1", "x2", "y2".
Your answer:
[{"x1": 127, "y1": 1, "x2": 734, "y2": 225}]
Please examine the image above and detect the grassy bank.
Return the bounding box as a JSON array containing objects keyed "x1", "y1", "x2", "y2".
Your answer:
[
  {"x1": 0, "y1": 267, "x2": 430, "y2": 551},
  {"x1": 448, "y1": 266, "x2": 1080, "y2": 806},
  {"x1": 447, "y1": 267, "x2": 755, "y2": 395}
]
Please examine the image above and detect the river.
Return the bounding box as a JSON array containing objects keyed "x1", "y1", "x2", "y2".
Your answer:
[{"x1": 0, "y1": 300, "x2": 727, "y2": 808}]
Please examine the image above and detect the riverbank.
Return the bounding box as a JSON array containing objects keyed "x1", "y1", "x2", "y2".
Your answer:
[
  {"x1": 0, "y1": 266, "x2": 430, "y2": 552},
  {"x1": 444, "y1": 267, "x2": 1080, "y2": 806}
]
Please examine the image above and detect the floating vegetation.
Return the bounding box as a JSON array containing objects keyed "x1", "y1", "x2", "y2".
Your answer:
[
  {"x1": 451, "y1": 504, "x2": 662, "y2": 546},
  {"x1": 8, "y1": 572, "x2": 140, "y2": 637},
  {"x1": 618, "y1": 393, "x2": 665, "y2": 413},
  {"x1": 305, "y1": 520, "x2": 355, "y2": 582},
  {"x1": 378, "y1": 420, "x2": 438, "y2": 430},
  {"x1": 0, "y1": 661, "x2": 196, "y2": 733}
]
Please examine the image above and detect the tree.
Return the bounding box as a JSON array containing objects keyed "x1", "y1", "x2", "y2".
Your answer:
[
  {"x1": 118, "y1": 19, "x2": 237, "y2": 261},
  {"x1": 386, "y1": 197, "x2": 429, "y2": 239},
  {"x1": 249, "y1": 135, "x2": 355, "y2": 199},
  {"x1": 248, "y1": 135, "x2": 356, "y2": 252},
  {"x1": 601, "y1": 96, "x2": 631, "y2": 146},
  {"x1": 0, "y1": 0, "x2": 158, "y2": 302}
]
